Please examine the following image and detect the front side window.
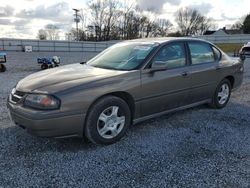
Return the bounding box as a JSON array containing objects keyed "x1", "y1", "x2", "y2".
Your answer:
[
  {"x1": 188, "y1": 42, "x2": 214, "y2": 65},
  {"x1": 151, "y1": 43, "x2": 186, "y2": 69},
  {"x1": 87, "y1": 42, "x2": 158, "y2": 70}
]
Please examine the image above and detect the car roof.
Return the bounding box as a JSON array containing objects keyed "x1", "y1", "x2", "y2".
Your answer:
[
  {"x1": 243, "y1": 42, "x2": 250, "y2": 47},
  {"x1": 127, "y1": 37, "x2": 209, "y2": 44}
]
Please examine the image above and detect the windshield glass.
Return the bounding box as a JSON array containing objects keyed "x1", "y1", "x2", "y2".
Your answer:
[{"x1": 87, "y1": 42, "x2": 158, "y2": 70}]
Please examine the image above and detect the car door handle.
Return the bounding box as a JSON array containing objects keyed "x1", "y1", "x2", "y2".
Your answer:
[{"x1": 181, "y1": 71, "x2": 188, "y2": 76}]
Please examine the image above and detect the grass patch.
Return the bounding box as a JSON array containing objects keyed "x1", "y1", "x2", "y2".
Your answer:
[{"x1": 215, "y1": 43, "x2": 244, "y2": 53}]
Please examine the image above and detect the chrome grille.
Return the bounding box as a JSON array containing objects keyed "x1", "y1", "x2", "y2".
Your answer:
[{"x1": 9, "y1": 88, "x2": 26, "y2": 104}]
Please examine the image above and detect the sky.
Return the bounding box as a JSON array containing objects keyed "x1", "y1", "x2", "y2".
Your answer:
[{"x1": 0, "y1": 0, "x2": 249, "y2": 39}]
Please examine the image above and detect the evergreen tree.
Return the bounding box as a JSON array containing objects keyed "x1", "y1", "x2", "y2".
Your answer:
[{"x1": 243, "y1": 14, "x2": 250, "y2": 34}]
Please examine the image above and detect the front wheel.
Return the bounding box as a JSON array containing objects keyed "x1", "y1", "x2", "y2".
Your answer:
[
  {"x1": 41, "y1": 64, "x2": 48, "y2": 70},
  {"x1": 209, "y1": 79, "x2": 231, "y2": 109},
  {"x1": 85, "y1": 96, "x2": 131, "y2": 145},
  {"x1": 0, "y1": 64, "x2": 6, "y2": 72}
]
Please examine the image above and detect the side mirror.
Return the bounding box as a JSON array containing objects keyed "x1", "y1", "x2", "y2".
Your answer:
[
  {"x1": 80, "y1": 61, "x2": 86, "y2": 64},
  {"x1": 150, "y1": 61, "x2": 167, "y2": 72}
]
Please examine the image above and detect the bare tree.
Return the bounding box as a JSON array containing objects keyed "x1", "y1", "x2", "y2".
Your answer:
[
  {"x1": 37, "y1": 29, "x2": 47, "y2": 40},
  {"x1": 123, "y1": 10, "x2": 138, "y2": 39},
  {"x1": 176, "y1": 7, "x2": 214, "y2": 36},
  {"x1": 83, "y1": 0, "x2": 173, "y2": 41},
  {"x1": 198, "y1": 17, "x2": 215, "y2": 35},
  {"x1": 66, "y1": 28, "x2": 86, "y2": 41},
  {"x1": 125, "y1": 10, "x2": 145, "y2": 39},
  {"x1": 103, "y1": 0, "x2": 121, "y2": 40},
  {"x1": 120, "y1": 0, "x2": 136, "y2": 39},
  {"x1": 88, "y1": 0, "x2": 106, "y2": 40},
  {"x1": 88, "y1": 0, "x2": 121, "y2": 40},
  {"x1": 231, "y1": 15, "x2": 246, "y2": 30},
  {"x1": 44, "y1": 24, "x2": 60, "y2": 40},
  {"x1": 154, "y1": 19, "x2": 173, "y2": 37},
  {"x1": 231, "y1": 22, "x2": 243, "y2": 30}
]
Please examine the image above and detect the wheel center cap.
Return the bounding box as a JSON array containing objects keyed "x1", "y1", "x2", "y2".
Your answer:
[{"x1": 107, "y1": 117, "x2": 116, "y2": 127}]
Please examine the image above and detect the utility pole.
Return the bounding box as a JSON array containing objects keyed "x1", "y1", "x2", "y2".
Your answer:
[{"x1": 73, "y1": 8, "x2": 80, "y2": 41}]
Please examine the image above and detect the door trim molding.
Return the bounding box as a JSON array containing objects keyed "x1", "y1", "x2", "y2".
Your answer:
[{"x1": 133, "y1": 99, "x2": 211, "y2": 124}]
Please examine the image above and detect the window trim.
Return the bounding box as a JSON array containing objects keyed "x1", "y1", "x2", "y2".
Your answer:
[
  {"x1": 187, "y1": 41, "x2": 216, "y2": 66},
  {"x1": 211, "y1": 45, "x2": 222, "y2": 61},
  {"x1": 144, "y1": 41, "x2": 188, "y2": 70}
]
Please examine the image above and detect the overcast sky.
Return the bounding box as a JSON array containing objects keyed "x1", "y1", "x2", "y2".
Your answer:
[{"x1": 0, "y1": 0, "x2": 249, "y2": 39}]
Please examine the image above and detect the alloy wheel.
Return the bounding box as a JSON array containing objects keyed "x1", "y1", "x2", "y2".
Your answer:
[
  {"x1": 97, "y1": 106, "x2": 125, "y2": 139},
  {"x1": 217, "y1": 83, "x2": 230, "y2": 105}
]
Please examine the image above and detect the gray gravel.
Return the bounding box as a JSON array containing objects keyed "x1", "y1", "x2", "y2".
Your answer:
[{"x1": 0, "y1": 52, "x2": 250, "y2": 188}]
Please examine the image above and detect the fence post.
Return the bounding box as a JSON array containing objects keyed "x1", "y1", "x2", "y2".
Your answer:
[
  {"x1": 2, "y1": 39, "x2": 4, "y2": 51},
  {"x1": 20, "y1": 40, "x2": 23, "y2": 52},
  {"x1": 38, "y1": 40, "x2": 40, "y2": 52}
]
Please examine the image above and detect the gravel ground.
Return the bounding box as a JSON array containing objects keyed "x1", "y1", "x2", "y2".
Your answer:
[{"x1": 0, "y1": 52, "x2": 250, "y2": 187}]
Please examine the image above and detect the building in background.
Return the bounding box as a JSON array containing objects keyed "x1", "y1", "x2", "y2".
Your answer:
[{"x1": 204, "y1": 27, "x2": 243, "y2": 36}]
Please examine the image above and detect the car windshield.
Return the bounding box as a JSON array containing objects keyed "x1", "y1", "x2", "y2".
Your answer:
[{"x1": 87, "y1": 42, "x2": 158, "y2": 70}]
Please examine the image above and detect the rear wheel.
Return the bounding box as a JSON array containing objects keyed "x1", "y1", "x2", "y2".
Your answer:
[
  {"x1": 0, "y1": 64, "x2": 6, "y2": 72},
  {"x1": 85, "y1": 96, "x2": 131, "y2": 144},
  {"x1": 209, "y1": 79, "x2": 231, "y2": 109}
]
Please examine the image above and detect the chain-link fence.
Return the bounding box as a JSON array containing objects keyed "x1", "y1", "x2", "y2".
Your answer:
[{"x1": 0, "y1": 39, "x2": 119, "y2": 52}]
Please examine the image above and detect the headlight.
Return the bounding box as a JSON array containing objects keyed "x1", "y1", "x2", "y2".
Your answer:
[{"x1": 24, "y1": 94, "x2": 60, "y2": 110}]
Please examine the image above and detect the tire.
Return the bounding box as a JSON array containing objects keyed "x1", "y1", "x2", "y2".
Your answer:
[
  {"x1": 85, "y1": 96, "x2": 131, "y2": 145},
  {"x1": 0, "y1": 64, "x2": 6, "y2": 72},
  {"x1": 41, "y1": 64, "x2": 48, "y2": 70},
  {"x1": 209, "y1": 79, "x2": 231, "y2": 109}
]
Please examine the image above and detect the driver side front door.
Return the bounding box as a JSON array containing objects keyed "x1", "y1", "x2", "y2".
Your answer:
[{"x1": 139, "y1": 42, "x2": 191, "y2": 117}]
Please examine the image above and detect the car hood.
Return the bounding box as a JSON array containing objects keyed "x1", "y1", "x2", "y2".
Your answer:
[{"x1": 16, "y1": 63, "x2": 125, "y2": 92}]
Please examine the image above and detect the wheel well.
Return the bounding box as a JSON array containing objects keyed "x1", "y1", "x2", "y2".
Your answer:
[
  {"x1": 108, "y1": 92, "x2": 135, "y2": 121},
  {"x1": 85, "y1": 92, "x2": 135, "y2": 125},
  {"x1": 225, "y1": 76, "x2": 235, "y2": 88}
]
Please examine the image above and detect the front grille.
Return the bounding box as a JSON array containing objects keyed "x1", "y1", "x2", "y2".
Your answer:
[
  {"x1": 11, "y1": 95, "x2": 21, "y2": 103},
  {"x1": 15, "y1": 90, "x2": 25, "y2": 97},
  {"x1": 9, "y1": 89, "x2": 26, "y2": 104}
]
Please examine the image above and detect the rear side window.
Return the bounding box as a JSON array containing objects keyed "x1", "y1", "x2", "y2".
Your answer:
[{"x1": 188, "y1": 42, "x2": 215, "y2": 65}]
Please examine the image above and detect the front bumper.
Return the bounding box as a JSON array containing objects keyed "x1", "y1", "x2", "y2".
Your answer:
[{"x1": 7, "y1": 102, "x2": 85, "y2": 138}]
